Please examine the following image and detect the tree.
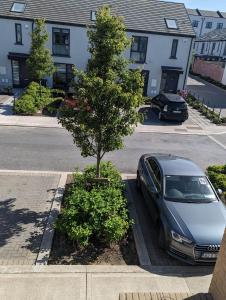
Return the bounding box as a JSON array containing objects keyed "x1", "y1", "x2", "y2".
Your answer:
[
  {"x1": 59, "y1": 6, "x2": 144, "y2": 177},
  {"x1": 27, "y1": 19, "x2": 55, "y2": 83}
]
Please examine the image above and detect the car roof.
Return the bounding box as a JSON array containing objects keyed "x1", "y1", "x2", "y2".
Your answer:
[
  {"x1": 145, "y1": 154, "x2": 204, "y2": 176},
  {"x1": 162, "y1": 93, "x2": 185, "y2": 103}
]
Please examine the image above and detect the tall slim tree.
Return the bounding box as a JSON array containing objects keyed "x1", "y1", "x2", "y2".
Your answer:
[
  {"x1": 59, "y1": 6, "x2": 144, "y2": 177},
  {"x1": 27, "y1": 19, "x2": 55, "y2": 83}
]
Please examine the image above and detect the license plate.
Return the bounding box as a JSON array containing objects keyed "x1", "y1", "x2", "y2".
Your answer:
[
  {"x1": 201, "y1": 252, "x2": 218, "y2": 259},
  {"x1": 173, "y1": 110, "x2": 181, "y2": 113}
]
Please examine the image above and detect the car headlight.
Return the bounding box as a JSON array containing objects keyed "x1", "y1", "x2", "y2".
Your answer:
[
  {"x1": 171, "y1": 230, "x2": 192, "y2": 244},
  {"x1": 163, "y1": 105, "x2": 168, "y2": 112}
]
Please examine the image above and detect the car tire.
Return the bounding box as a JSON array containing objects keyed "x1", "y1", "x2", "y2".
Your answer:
[
  {"x1": 158, "y1": 225, "x2": 166, "y2": 250},
  {"x1": 136, "y1": 172, "x2": 141, "y2": 190}
]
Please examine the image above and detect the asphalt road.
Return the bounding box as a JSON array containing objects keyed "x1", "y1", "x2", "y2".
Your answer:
[{"x1": 0, "y1": 126, "x2": 225, "y2": 173}]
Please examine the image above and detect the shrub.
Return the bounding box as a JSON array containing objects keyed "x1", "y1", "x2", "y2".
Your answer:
[
  {"x1": 14, "y1": 82, "x2": 63, "y2": 115},
  {"x1": 207, "y1": 164, "x2": 226, "y2": 201},
  {"x1": 14, "y1": 94, "x2": 37, "y2": 115},
  {"x1": 55, "y1": 162, "x2": 131, "y2": 247}
]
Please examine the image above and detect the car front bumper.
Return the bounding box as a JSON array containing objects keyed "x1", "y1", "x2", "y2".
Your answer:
[{"x1": 168, "y1": 240, "x2": 219, "y2": 265}]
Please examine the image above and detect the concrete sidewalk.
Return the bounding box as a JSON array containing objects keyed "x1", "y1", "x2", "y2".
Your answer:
[{"x1": 0, "y1": 265, "x2": 212, "y2": 300}]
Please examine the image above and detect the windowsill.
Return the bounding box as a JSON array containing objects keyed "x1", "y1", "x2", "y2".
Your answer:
[
  {"x1": 169, "y1": 57, "x2": 177, "y2": 59},
  {"x1": 15, "y1": 43, "x2": 23, "y2": 45},
  {"x1": 52, "y1": 54, "x2": 71, "y2": 58}
]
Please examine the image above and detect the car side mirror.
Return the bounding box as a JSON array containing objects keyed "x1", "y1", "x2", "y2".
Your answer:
[{"x1": 217, "y1": 189, "x2": 223, "y2": 196}]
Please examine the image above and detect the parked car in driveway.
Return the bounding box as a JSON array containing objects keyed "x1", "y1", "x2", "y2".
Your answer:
[
  {"x1": 137, "y1": 153, "x2": 226, "y2": 264},
  {"x1": 151, "y1": 93, "x2": 188, "y2": 122}
]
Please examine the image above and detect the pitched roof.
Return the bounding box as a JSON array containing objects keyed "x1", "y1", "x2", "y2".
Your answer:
[
  {"x1": 187, "y1": 8, "x2": 226, "y2": 19},
  {"x1": 197, "y1": 28, "x2": 226, "y2": 41},
  {"x1": 0, "y1": 0, "x2": 195, "y2": 37},
  {"x1": 198, "y1": 9, "x2": 221, "y2": 18},
  {"x1": 187, "y1": 8, "x2": 199, "y2": 16}
]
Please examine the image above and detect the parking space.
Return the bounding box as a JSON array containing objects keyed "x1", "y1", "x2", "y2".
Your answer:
[
  {"x1": 0, "y1": 172, "x2": 60, "y2": 265},
  {"x1": 127, "y1": 179, "x2": 215, "y2": 270},
  {"x1": 139, "y1": 105, "x2": 211, "y2": 130}
]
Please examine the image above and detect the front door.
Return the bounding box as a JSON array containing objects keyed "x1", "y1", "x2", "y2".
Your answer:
[
  {"x1": 11, "y1": 59, "x2": 30, "y2": 88},
  {"x1": 160, "y1": 71, "x2": 179, "y2": 93}
]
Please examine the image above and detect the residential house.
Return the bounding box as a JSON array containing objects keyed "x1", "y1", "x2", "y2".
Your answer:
[
  {"x1": 0, "y1": 0, "x2": 195, "y2": 96},
  {"x1": 192, "y1": 29, "x2": 226, "y2": 85},
  {"x1": 187, "y1": 8, "x2": 226, "y2": 38}
]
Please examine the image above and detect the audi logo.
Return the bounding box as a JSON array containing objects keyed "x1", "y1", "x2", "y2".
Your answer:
[{"x1": 208, "y1": 245, "x2": 220, "y2": 251}]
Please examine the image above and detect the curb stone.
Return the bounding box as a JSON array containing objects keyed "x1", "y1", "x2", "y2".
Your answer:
[{"x1": 35, "y1": 173, "x2": 68, "y2": 265}]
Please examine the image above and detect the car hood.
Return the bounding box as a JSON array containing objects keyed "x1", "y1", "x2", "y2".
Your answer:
[{"x1": 165, "y1": 200, "x2": 226, "y2": 244}]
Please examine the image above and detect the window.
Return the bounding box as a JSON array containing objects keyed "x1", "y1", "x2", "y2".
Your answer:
[
  {"x1": 91, "y1": 11, "x2": 97, "y2": 21},
  {"x1": 11, "y1": 2, "x2": 26, "y2": 13},
  {"x1": 192, "y1": 20, "x2": 199, "y2": 28},
  {"x1": 165, "y1": 19, "x2": 178, "y2": 29},
  {"x1": 52, "y1": 28, "x2": 70, "y2": 56},
  {"x1": 130, "y1": 36, "x2": 148, "y2": 64},
  {"x1": 53, "y1": 63, "x2": 73, "y2": 88},
  {"x1": 206, "y1": 22, "x2": 212, "y2": 29},
  {"x1": 201, "y1": 42, "x2": 205, "y2": 54},
  {"x1": 223, "y1": 43, "x2": 226, "y2": 56},
  {"x1": 217, "y1": 23, "x2": 223, "y2": 30},
  {"x1": 148, "y1": 159, "x2": 162, "y2": 192},
  {"x1": 15, "y1": 23, "x2": 22, "y2": 44},
  {"x1": 211, "y1": 42, "x2": 216, "y2": 54},
  {"x1": 170, "y1": 39, "x2": 178, "y2": 59}
]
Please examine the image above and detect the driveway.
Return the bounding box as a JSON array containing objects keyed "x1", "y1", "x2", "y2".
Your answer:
[
  {"x1": 186, "y1": 75, "x2": 226, "y2": 117},
  {"x1": 0, "y1": 172, "x2": 60, "y2": 265}
]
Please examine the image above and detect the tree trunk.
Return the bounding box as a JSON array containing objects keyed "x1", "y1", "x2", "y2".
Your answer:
[{"x1": 96, "y1": 150, "x2": 101, "y2": 178}]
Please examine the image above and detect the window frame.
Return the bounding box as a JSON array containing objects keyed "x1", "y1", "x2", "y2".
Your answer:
[
  {"x1": 10, "y1": 2, "x2": 26, "y2": 13},
  {"x1": 130, "y1": 36, "x2": 148, "y2": 64},
  {"x1": 192, "y1": 20, "x2": 199, "y2": 28},
  {"x1": 15, "y1": 23, "x2": 22, "y2": 45},
  {"x1": 205, "y1": 22, "x2": 213, "y2": 29},
  {"x1": 170, "y1": 39, "x2": 178, "y2": 59},
  {"x1": 201, "y1": 42, "x2": 205, "y2": 54},
  {"x1": 165, "y1": 18, "x2": 178, "y2": 30},
  {"x1": 216, "y1": 23, "x2": 223, "y2": 30},
  {"x1": 53, "y1": 63, "x2": 74, "y2": 88},
  {"x1": 52, "y1": 27, "x2": 70, "y2": 57},
  {"x1": 147, "y1": 158, "x2": 162, "y2": 193}
]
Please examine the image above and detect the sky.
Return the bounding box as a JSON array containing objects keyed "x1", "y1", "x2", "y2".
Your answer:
[{"x1": 161, "y1": 0, "x2": 226, "y2": 11}]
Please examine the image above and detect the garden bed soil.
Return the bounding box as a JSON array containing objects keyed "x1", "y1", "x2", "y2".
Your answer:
[{"x1": 48, "y1": 174, "x2": 139, "y2": 265}]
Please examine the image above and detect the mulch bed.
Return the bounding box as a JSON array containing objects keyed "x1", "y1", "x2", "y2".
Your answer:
[{"x1": 48, "y1": 175, "x2": 139, "y2": 265}]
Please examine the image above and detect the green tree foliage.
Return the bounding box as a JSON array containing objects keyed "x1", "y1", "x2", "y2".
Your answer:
[
  {"x1": 27, "y1": 19, "x2": 55, "y2": 82},
  {"x1": 59, "y1": 6, "x2": 144, "y2": 177}
]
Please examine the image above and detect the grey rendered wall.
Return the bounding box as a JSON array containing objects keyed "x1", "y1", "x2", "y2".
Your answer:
[
  {"x1": 0, "y1": 18, "x2": 32, "y2": 87},
  {"x1": 189, "y1": 14, "x2": 226, "y2": 37},
  {"x1": 0, "y1": 18, "x2": 192, "y2": 96},
  {"x1": 126, "y1": 32, "x2": 192, "y2": 96}
]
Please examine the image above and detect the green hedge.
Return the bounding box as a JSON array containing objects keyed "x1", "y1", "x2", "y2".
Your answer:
[
  {"x1": 207, "y1": 164, "x2": 226, "y2": 201},
  {"x1": 55, "y1": 162, "x2": 131, "y2": 247},
  {"x1": 186, "y1": 94, "x2": 224, "y2": 124},
  {"x1": 15, "y1": 82, "x2": 64, "y2": 115}
]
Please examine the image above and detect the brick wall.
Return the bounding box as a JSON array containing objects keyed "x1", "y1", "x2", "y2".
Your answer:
[
  {"x1": 209, "y1": 229, "x2": 226, "y2": 300},
  {"x1": 192, "y1": 58, "x2": 225, "y2": 83}
]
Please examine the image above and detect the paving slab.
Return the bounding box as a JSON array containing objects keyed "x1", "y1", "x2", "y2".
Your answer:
[{"x1": 0, "y1": 172, "x2": 60, "y2": 265}]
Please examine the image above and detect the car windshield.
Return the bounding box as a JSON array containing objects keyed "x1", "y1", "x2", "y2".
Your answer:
[{"x1": 164, "y1": 175, "x2": 217, "y2": 203}]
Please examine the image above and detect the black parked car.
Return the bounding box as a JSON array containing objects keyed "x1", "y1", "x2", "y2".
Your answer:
[
  {"x1": 137, "y1": 154, "x2": 226, "y2": 264},
  {"x1": 151, "y1": 93, "x2": 188, "y2": 122}
]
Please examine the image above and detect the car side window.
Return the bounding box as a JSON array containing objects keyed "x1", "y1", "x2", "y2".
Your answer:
[{"x1": 147, "y1": 159, "x2": 162, "y2": 193}]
